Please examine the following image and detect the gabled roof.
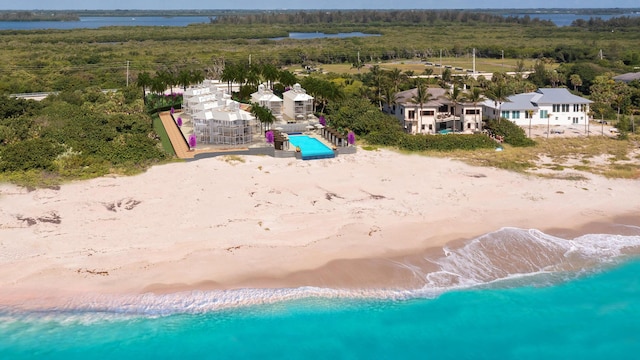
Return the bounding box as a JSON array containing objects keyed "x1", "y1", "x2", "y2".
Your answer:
[
  {"x1": 483, "y1": 88, "x2": 591, "y2": 110},
  {"x1": 534, "y1": 88, "x2": 592, "y2": 104},
  {"x1": 500, "y1": 92, "x2": 538, "y2": 111},
  {"x1": 283, "y1": 83, "x2": 313, "y2": 101},
  {"x1": 613, "y1": 72, "x2": 640, "y2": 83},
  {"x1": 396, "y1": 87, "x2": 448, "y2": 107},
  {"x1": 251, "y1": 84, "x2": 283, "y2": 103}
]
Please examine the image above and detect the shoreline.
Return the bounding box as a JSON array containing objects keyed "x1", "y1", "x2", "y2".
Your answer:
[{"x1": 1, "y1": 149, "x2": 639, "y2": 310}]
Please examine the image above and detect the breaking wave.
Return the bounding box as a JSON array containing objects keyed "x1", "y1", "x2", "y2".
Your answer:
[{"x1": 2, "y1": 226, "x2": 640, "y2": 319}]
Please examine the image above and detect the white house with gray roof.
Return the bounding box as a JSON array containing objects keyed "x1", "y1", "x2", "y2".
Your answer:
[{"x1": 482, "y1": 88, "x2": 592, "y2": 126}]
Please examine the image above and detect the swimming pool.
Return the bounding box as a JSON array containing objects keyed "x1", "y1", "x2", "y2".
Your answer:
[{"x1": 288, "y1": 135, "x2": 335, "y2": 160}]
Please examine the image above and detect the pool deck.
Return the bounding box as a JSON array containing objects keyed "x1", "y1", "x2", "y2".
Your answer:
[{"x1": 159, "y1": 111, "x2": 354, "y2": 160}]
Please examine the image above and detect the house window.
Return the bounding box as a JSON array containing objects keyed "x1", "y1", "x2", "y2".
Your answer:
[
  {"x1": 562, "y1": 104, "x2": 570, "y2": 112},
  {"x1": 429, "y1": 124, "x2": 433, "y2": 130},
  {"x1": 421, "y1": 124, "x2": 426, "y2": 130},
  {"x1": 465, "y1": 109, "x2": 479, "y2": 115},
  {"x1": 501, "y1": 111, "x2": 510, "y2": 119},
  {"x1": 552, "y1": 104, "x2": 559, "y2": 112},
  {"x1": 573, "y1": 104, "x2": 579, "y2": 112},
  {"x1": 401, "y1": 109, "x2": 404, "y2": 115},
  {"x1": 422, "y1": 110, "x2": 435, "y2": 116},
  {"x1": 408, "y1": 110, "x2": 415, "y2": 119},
  {"x1": 512, "y1": 111, "x2": 520, "y2": 119},
  {"x1": 540, "y1": 110, "x2": 548, "y2": 119}
]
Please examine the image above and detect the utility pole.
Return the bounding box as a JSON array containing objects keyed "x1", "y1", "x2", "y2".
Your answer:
[
  {"x1": 439, "y1": 49, "x2": 442, "y2": 76},
  {"x1": 501, "y1": 50, "x2": 504, "y2": 68},
  {"x1": 472, "y1": 48, "x2": 476, "y2": 74},
  {"x1": 126, "y1": 61, "x2": 129, "y2": 87}
]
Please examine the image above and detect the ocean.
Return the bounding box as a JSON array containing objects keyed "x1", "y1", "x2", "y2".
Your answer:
[{"x1": 1, "y1": 226, "x2": 640, "y2": 359}]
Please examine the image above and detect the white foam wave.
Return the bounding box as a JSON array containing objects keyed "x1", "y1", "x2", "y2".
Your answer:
[
  {"x1": 2, "y1": 228, "x2": 639, "y2": 318},
  {"x1": 424, "y1": 227, "x2": 640, "y2": 290}
]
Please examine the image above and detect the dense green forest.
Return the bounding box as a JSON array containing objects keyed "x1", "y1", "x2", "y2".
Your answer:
[
  {"x1": 1, "y1": 10, "x2": 639, "y2": 94},
  {"x1": 0, "y1": 11, "x2": 79, "y2": 21},
  {"x1": 1, "y1": 10, "x2": 639, "y2": 185}
]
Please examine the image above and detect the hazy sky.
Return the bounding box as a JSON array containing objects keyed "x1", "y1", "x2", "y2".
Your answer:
[{"x1": 6, "y1": 1, "x2": 639, "y2": 10}]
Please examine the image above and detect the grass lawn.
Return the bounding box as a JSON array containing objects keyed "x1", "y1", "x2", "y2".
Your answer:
[
  {"x1": 153, "y1": 114, "x2": 176, "y2": 157},
  {"x1": 310, "y1": 57, "x2": 553, "y2": 76}
]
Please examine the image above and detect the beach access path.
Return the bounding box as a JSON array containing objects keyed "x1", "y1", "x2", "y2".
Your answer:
[{"x1": 159, "y1": 111, "x2": 194, "y2": 159}]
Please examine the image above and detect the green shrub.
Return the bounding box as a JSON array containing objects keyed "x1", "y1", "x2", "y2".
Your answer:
[
  {"x1": 0, "y1": 138, "x2": 63, "y2": 171},
  {"x1": 484, "y1": 119, "x2": 536, "y2": 147}
]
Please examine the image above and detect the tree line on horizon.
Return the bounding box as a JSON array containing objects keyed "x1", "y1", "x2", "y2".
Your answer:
[{"x1": 213, "y1": 10, "x2": 556, "y2": 26}]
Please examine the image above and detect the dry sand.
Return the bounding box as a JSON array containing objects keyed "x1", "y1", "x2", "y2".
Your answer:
[{"x1": 1, "y1": 148, "x2": 639, "y2": 307}]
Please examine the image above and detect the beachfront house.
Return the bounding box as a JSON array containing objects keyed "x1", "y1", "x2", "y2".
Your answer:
[
  {"x1": 251, "y1": 84, "x2": 283, "y2": 117},
  {"x1": 392, "y1": 87, "x2": 483, "y2": 134},
  {"x1": 192, "y1": 101, "x2": 257, "y2": 145},
  {"x1": 282, "y1": 83, "x2": 314, "y2": 122},
  {"x1": 482, "y1": 88, "x2": 592, "y2": 126}
]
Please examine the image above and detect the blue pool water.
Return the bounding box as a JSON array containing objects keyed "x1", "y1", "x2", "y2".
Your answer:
[{"x1": 288, "y1": 135, "x2": 335, "y2": 160}]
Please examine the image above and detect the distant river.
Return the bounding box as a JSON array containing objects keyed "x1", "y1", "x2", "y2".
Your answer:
[
  {"x1": 0, "y1": 16, "x2": 211, "y2": 30},
  {"x1": 507, "y1": 11, "x2": 640, "y2": 26}
]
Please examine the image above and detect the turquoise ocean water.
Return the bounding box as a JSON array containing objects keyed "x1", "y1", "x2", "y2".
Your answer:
[{"x1": 2, "y1": 227, "x2": 640, "y2": 359}]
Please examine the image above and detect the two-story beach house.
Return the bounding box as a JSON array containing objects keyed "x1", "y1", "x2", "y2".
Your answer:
[
  {"x1": 251, "y1": 84, "x2": 283, "y2": 118},
  {"x1": 282, "y1": 83, "x2": 314, "y2": 122},
  {"x1": 184, "y1": 81, "x2": 258, "y2": 146},
  {"x1": 392, "y1": 87, "x2": 483, "y2": 134},
  {"x1": 482, "y1": 88, "x2": 592, "y2": 126}
]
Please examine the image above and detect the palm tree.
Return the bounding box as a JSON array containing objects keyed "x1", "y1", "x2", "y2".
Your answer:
[
  {"x1": 220, "y1": 63, "x2": 239, "y2": 94},
  {"x1": 570, "y1": 74, "x2": 583, "y2": 92},
  {"x1": 135, "y1": 71, "x2": 152, "y2": 105},
  {"x1": 465, "y1": 87, "x2": 484, "y2": 132},
  {"x1": 156, "y1": 69, "x2": 176, "y2": 95},
  {"x1": 527, "y1": 110, "x2": 534, "y2": 138},
  {"x1": 387, "y1": 68, "x2": 405, "y2": 93},
  {"x1": 250, "y1": 102, "x2": 275, "y2": 132},
  {"x1": 410, "y1": 79, "x2": 432, "y2": 134},
  {"x1": 278, "y1": 70, "x2": 298, "y2": 88},
  {"x1": 382, "y1": 84, "x2": 398, "y2": 114},
  {"x1": 150, "y1": 76, "x2": 166, "y2": 97},
  {"x1": 447, "y1": 85, "x2": 463, "y2": 132},
  {"x1": 369, "y1": 65, "x2": 384, "y2": 110},
  {"x1": 191, "y1": 69, "x2": 204, "y2": 86},
  {"x1": 177, "y1": 69, "x2": 192, "y2": 91},
  {"x1": 260, "y1": 63, "x2": 279, "y2": 90},
  {"x1": 485, "y1": 81, "x2": 510, "y2": 123}
]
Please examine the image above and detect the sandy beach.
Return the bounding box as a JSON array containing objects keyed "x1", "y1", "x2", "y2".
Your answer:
[{"x1": 1, "y1": 148, "x2": 639, "y2": 308}]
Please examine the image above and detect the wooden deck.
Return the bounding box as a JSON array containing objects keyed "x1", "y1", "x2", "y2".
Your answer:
[
  {"x1": 158, "y1": 111, "x2": 195, "y2": 159},
  {"x1": 159, "y1": 111, "x2": 256, "y2": 159}
]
